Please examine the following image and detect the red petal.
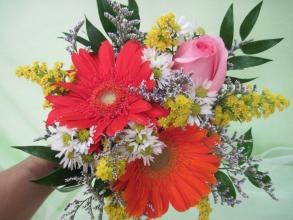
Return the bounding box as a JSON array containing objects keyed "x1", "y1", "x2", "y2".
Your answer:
[
  {"x1": 97, "y1": 41, "x2": 115, "y2": 80},
  {"x1": 146, "y1": 103, "x2": 169, "y2": 118},
  {"x1": 106, "y1": 116, "x2": 128, "y2": 136},
  {"x1": 129, "y1": 99, "x2": 152, "y2": 114},
  {"x1": 128, "y1": 113, "x2": 150, "y2": 125}
]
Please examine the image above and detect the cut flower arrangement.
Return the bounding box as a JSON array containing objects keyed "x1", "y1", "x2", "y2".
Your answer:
[{"x1": 14, "y1": 0, "x2": 290, "y2": 219}]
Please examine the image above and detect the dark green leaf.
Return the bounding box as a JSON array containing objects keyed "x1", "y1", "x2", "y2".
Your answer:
[
  {"x1": 63, "y1": 32, "x2": 91, "y2": 47},
  {"x1": 12, "y1": 146, "x2": 59, "y2": 163},
  {"x1": 32, "y1": 168, "x2": 82, "y2": 187},
  {"x1": 241, "y1": 38, "x2": 283, "y2": 54},
  {"x1": 215, "y1": 171, "x2": 236, "y2": 199},
  {"x1": 237, "y1": 128, "x2": 253, "y2": 165},
  {"x1": 85, "y1": 17, "x2": 107, "y2": 52},
  {"x1": 228, "y1": 55, "x2": 271, "y2": 70},
  {"x1": 229, "y1": 76, "x2": 257, "y2": 83},
  {"x1": 220, "y1": 4, "x2": 234, "y2": 49},
  {"x1": 245, "y1": 165, "x2": 271, "y2": 188},
  {"x1": 128, "y1": 0, "x2": 140, "y2": 29},
  {"x1": 240, "y1": 1, "x2": 263, "y2": 40},
  {"x1": 97, "y1": 0, "x2": 117, "y2": 34},
  {"x1": 56, "y1": 184, "x2": 83, "y2": 193}
]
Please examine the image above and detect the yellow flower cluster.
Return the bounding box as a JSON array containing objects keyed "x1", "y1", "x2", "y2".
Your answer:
[
  {"x1": 214, "y1": 88, "x2": 290, "y2": 127},
  {"x1": 159, "y1": 94, "x2": 193, "y2": 128},
  {"x1": 197, "y1": 197, "x2": 212, "y2": 220},
  {"x1": 95, "y1": 156, "x2": 127, "y2": 181},
  {"x1": 104, "y1": 197, "x2": 129, "y2": 220},
  {"x1": 144, "y1": 12, "x2": 180, "y2": 52},
  {"x1": 16, "y1": 61, "x2": 76, "y2": 108}
]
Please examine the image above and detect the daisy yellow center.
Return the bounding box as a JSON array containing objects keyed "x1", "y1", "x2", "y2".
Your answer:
[
  {"x1": 77, "y1": 129, "x2": 90, "y2": 142},
  {"x1": 100, "y1": 91, "x2": 117, "y2": 105},
  {"x1": 196, "y1": 86, "x2": 208, "y2": 98},
  {"x1": 62, "y1": 133, "x2": 71, "y2": 146}
]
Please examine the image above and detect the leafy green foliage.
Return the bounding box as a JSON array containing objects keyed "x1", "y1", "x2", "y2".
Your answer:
[
  {"x1": 240, "y1": 1, "x2": 263, "y2": 41},
  {"x1": 215, "y1": 171, "x2": 237, "y2": 199},
  {"x1": 245, "y1": 165, "x2": 271, "y2": 188},
  {"x1": 229, "y1": 76, "x2": 257, "y2": 83},
  {"x1": 56, "y1": 184, "x2": 83, "y2": 193},
  {"x1": 32, "y1": 168, "x2": 82, "y2": 187},
  {"x1": 241, "y1": 38, "x2": 283, "y2": 54},
  {"x1": 97, "y1": 0, "x2": 140, "y2": 35},
  {"x1": 220, "y1": 4, "x2": 234, "y2": 49},
  {"x1": 12, "y1": 146, "x2": 59, "y2": 163},
  {"x1": 128, "y1": 0, "x2": 140, "y2": 29},
  {"x1": 97, "y1": 0, "x2": 117, "y2": 34},
  {"x1": 228, "y1": 55, "x2": 271, "y2": 70},
  {"x1": 238, "y1": 128, "x2": 253, "y2": 165},
  {"x1": 86, "y1": 17, "x2": 107, "y2": 53},
  {"x1": 94, "y1": 178, "x2": 112, "y2": 197}
]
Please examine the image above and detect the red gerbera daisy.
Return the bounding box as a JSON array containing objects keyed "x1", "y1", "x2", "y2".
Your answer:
[
  {"x1": 115, "y1": 126, "x2": 220, "y2": 218},
  {"x1": 46, "y1": 40, "x2": 167, "y2": 142}
]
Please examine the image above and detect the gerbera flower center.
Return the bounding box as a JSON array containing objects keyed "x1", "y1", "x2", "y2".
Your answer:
[
  {"x1": 149, "y1": 148, "x2": 171, "y2": 171},
  {"x1": 90, "y1": 82, "x2": 128, "y2": 116},
  {"x1": 100, "y1": 91, "x2": 117, "y2": 105}
]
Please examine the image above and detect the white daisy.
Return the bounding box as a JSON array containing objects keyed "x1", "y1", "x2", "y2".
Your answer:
[
  {"x1": 189, "y1": 78, "x2": 217, "y2": 105},
  {"x1": 187, "y1": 101, "x2": 213, "y2": 126},
  {"x1": 177, "y1": 16, "x2": 195, "y2": 36},
  {"x1": 72, "y1": 126, "x2": 95, "y2": 154},
  {"x1": 142, "y1": 47, "x2": 173, "y2": 79},
  {"x1": 118, "y1": 123, "x2": 166, "y2": 166}
]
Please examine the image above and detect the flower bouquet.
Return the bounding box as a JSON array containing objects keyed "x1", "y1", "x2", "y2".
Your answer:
[{"x1": 14, "y1": 0, "x2": 290, "y2": 219}]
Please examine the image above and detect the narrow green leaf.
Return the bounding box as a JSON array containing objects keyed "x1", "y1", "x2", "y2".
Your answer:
[
  {"x1": 56, "y1": 184, "x2": 83, "y2": 193},
  {"x1": 215, "y1": 171, "x2": 237, "y2": 199},
  {"x1": 241, "y1": 38, "x2": 283, "y2": 54},
  {"x1": 237, "y1": 128, "x2": 253, "y2": 165},
  {"x1": 85, "y1": 17, "x2": 107, "y2": 52},
  {"x1": 128, "y1": 0, "x2": 140, "y2": 29},
  {"x1": 32, "y1": 168, "x2": 82, "y2": 187},
  {"x1": 245, "y1": 165, "x2": 271, "y2": 188},
  {"x1": 229, "y1": 76, "x2": 257, "y2": 83},
  {"x1": 220, "y1": 4, "x2": 234, "y2": 49},
  {"x1": 228, "y1": 55, "x2": 272, "y2": 70},
  {"x1": 240, "y1": 1, "x2": 263, "y2": 40},
  {"x1": 97, "y1": 0, "x2": 117, "y2": 34},
  {"x1": 12, "y1": 146, "x2": 59, "y2": 163},
  {"x1": 63, "y1": 32, "x2": 91, "y2": 47}
]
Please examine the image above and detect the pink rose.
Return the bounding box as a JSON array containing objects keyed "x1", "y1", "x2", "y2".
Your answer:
[{"x1": 173, "y1": 35, "x2": 228, "y2": 92}]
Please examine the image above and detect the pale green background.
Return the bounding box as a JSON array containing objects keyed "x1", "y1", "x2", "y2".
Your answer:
[{"x1": 0, "y1": 0, "x2": 293, "y2": 219}]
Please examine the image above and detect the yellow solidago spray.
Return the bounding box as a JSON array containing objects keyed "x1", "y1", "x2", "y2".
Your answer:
[
  {"x1": 145, "y1": 12, "x2": 180, "y2": 52},
  {"x1": 16, "y1": 62, "x2": 76, "y2": 108},
  {"x1": 197, "y1": 197, "x2": 212, "y2": 220}
]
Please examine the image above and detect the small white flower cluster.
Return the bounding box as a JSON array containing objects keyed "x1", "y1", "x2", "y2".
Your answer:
[
  {"x1": 50, "y1": 124, "x2": 96, "y2": 173},
  {"x1": 117, "y1": 123, "x2": 166, "y2": 166},
  {"x1": 187, "y1": 78, "x2": 218, "y2": 126}
]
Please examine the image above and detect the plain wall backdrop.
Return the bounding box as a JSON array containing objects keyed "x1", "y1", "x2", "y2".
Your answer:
[{"x1": 0, "y1": 0, "x2": 292, "y2": 219}]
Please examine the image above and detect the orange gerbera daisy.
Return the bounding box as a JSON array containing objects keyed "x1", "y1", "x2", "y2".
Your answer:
[{"x1": 115, "y1": 126, "x2": 221, "y2": 218}]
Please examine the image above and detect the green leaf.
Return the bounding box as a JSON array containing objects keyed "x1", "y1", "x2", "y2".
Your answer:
[
  {"x1": 63, "y1": 32, "x2": 91, "y2": 47},
  {"x1": 97, "y1": 0, "x2": 117, "y2": 34},
  {"x1": 56, "y1": 184, "x2": 83, "y2": 193},
  {"x1": 237, "y1": 128, "x2": 253, "y2": 165},
  {"x1": 241, "y1": 38, "x2": 283, "y2": 54},
  {"x1": 12, "y1": 146, "x2": 59, "y2": 163},
  {"x1": 240, "y1": 1, "x2": 263, "y2": 41},
  {"x1": 220, "y1": 4, "x2": 234, "y2": 49},
  {"x1": 229, "y1": 76, "x2": 257, "y2": 83},
  {"x1": 215, "y1": 171, "x2": 237, "y2": 199},
  {"x1": 32, "y1": 168, "x2": 82, "y2": 187},
  {"x1": 85, "y1": 17, "x2": 107, "y2": 52},
  {"x1": 245, "y1": 165, "x2": 271, "y2": 188},
  {"x1": 128, "y1": 0, "x2": 140, "y2": 29},
  {"x1": 228, "y1": 55, "x2": 272, "y2": 70}
]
